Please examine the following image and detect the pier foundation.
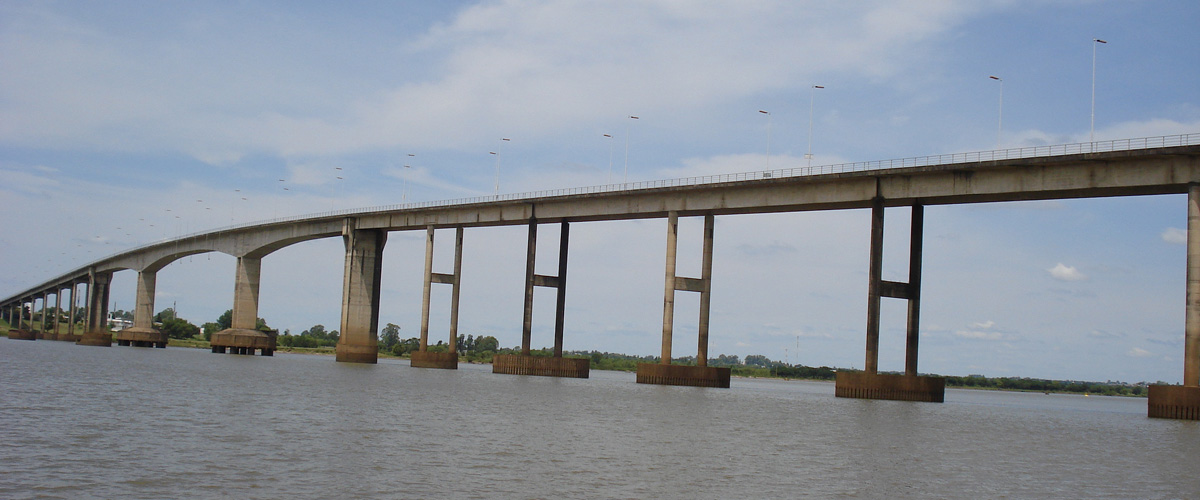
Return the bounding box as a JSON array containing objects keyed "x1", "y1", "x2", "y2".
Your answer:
[
  {"x1": 835, "y1": 372, "x2": 945, "y2": 402},
  {"x1": 8, "y1": 329, "x2": 36, "y2": 340},
  {"x1": 410, "y1": 351, "x2": 459, "y2": 369},
  {"x1": 494, "y1": 354, "x2": 590, "y2": 378},
  {"x1": 636, "y1": 363, "x2": 730, "y2": 388},
  {"x1": 1148, "y1": 386, "x2": 1200, "y2": 420}
]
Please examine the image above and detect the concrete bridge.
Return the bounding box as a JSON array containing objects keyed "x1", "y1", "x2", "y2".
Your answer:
[{"x1": 5, "y1": 134, "x2": 1200, "y2": 420}]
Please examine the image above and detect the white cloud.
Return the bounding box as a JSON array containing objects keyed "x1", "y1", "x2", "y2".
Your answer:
[
  {"x1": 0, "y1": 1, "x2": 992, "y2": 160},
  {"x1": 954, "y1": 330, "x2": 1005, "y2": 341},
  {"x1": 1162, "y1": 227, "x2": 1186, "y2": 245},
  {"x1": 1128, "y1": 347, "x2": 1153, "y2": 358},
  {"x1": 1048, "y1": 263, "x2": 1087, "y2": 282},
  {"x1": 953, "y1": 319, "x2": 1005, "y2": 340}
]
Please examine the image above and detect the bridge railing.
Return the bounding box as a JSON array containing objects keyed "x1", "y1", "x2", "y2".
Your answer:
[{"x1": 87, "y1": 132, "x2": 1200, "y2": 270}]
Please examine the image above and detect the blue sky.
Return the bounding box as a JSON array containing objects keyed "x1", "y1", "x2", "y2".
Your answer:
[{"x1": 3, "y1": 1, "x2": 1199, "y2": 383}]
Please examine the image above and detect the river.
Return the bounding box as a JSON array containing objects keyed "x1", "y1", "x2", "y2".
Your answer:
[{"x1": 1, "y1": 338, "x2": 1197, "y2": 499}]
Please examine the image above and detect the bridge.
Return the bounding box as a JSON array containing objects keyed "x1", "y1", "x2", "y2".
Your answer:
[{"x1": 4, "y1": 134, "x2": 1200, "y2": 420}]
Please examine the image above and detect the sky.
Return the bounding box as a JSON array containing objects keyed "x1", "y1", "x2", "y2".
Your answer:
[{"x1": 3, "y1": 0, "x2": 1199, "y2": 383}]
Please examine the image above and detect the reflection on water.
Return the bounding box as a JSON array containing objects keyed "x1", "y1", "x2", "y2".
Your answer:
[{"x1": 1, "y1": 339, "x2": 1197, "y2": 499}]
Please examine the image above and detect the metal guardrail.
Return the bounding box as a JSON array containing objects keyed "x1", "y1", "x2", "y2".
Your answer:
[{"x1": 11, "y1": 132, "x2": 1200, "y2": 298}]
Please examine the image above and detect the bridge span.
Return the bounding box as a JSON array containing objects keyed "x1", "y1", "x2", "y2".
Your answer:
[{"x1": 4, "y1": 135, "x2": 1200, "y2": 419}]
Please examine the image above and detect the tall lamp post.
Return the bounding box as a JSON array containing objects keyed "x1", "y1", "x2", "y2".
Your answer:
[
  {"x1": 402, "y1": 154, "x2": 414, "y2": 203},
  {"x1": 989, "y1": 75, "x2": 1003, "y2": 149},
  {"x1": 806, "y1": 85, "x2": 824, "y2": 168},
  {"x1": 492, "y1": 137, "x2": 510, "y2": 196},
  {"x1": 623, "y1": 115, "x2": 639, "y2": 184},
  {"x1": 603, "y1": 134, "x2": 614, "y2": 184},
  {"x1": 759, "y1": 110, "x2": 771, "y2": 169},
  {"x1": 1090, "y1": 38, "x2": 1107, "y2": 146}
]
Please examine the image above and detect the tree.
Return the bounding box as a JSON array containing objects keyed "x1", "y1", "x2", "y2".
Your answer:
[
  {"x1": 217, "y1": 310, "x2": 232, "y2": 330},
  {"x1": 474, "y1": 335, "x2": 499, "y2": 353},
  {"x1": 745, "y1": 354, "x2": 771, "y2": 367},
  {"x1": 215, "y1": 309, "x2": 271, "y2": 332},
  {"x1": 303, "y1": 324, "x2": 328, "y2": 339},
  {"x1": 201, "y1": 322, "x2": 222, "y2": 341},
  {"x1": 380, "y1": 323, "x2": 401, "y2": 352},
  {"x1": 155, "y1": 308, "x2": 176, "y2": 323},
  {"x1": 160, "y1": 317, "x2": 200, "y2": 339}
]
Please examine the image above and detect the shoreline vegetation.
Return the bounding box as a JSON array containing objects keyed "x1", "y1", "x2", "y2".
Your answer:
[{"x1": 0, "y1": 318, "x2": 1157, "y2": 398}]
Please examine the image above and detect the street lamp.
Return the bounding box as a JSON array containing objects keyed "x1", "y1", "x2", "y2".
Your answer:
[
  {"x1": 989, "y1": 75, "x2": 1003, "y2": 149},
  {"x1": 624, "y1": 115, "x2": 639, "y2": 184},
  {"x1": 403, "y1": 154, "x2": 414, "y2": 203},
  {"x1": 1091, "y1": 38, "x2": 1107, "y2": 146},
  {"x1": 603, "y1": 134, "x2": 614, "y2": 184},
  {"x1": 806, "y1": 85, "x2": 824, "y2": 168},
  {"x1": 759, "y1": 110, "x2": 771, "y2": 169},
  {"x1": 492, "y1": 138, "x2": 510, "y2": 195}
]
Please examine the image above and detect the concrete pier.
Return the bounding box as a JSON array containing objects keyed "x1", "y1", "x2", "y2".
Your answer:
[
  {"x1": 837, "y1": 200, "x2": 944, "y2": 402},
  {"x1": 1149, "y1": 183, "x2": 1200, "y2": 419},
  {"x1": 637, "y1": 213, "x2": 729, "y2": 387},
  {"x1": 412, "y1": 226, "x2": 462, "y2": 369},
  {"x1": 211, "y1": 256, "x2": 276, "y2": 356},
  {"x1": 76, "y1": 270, "x2": 112, "y2": 347},
  {"x1": 335, "y1": 221, "x2": 385, "y2": 364},
  {"x1": 116, "y1": 270, "x2": 168, "y2": 348},
  {"x1": 494, "y1": 220, "x2": 589, "y2": 378}
]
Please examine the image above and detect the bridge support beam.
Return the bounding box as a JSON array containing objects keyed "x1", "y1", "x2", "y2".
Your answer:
[
  {"x1": 495, "y1": 219, "x2": 589, "y2": 378},
  {"x1": 335, "y1": 223, "x2": 386, "y2": 364},
  {"x1": 77, "y1": 270, "x2": 113, "y2": 346},
  {"x1": 637, "y1": 213, "x2": 729, "y2": 388},
  {"x1": 116, "y1": 270, "x2": 168, "y2": 348},
  {"x1": 1149, "y1": 183, "x2": 1200, "y2": 419},
  {"x1": 211, "y1": 257, "x2": 275, "y2": 356},
  {"x1": 411, "y1": 226, "x2": 463, "y2": 369},
  {"x1": 837, "y1": 199, "x2": 944, "y2": 402}
]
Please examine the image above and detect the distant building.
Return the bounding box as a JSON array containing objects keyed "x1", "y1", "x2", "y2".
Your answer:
[{"x1": 109, "y1": 317, "x2": 133, "y2": 331}]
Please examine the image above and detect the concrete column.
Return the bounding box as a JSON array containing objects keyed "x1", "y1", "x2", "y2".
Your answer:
[
  {"x1": 905, "y1": 204, "x2": 924, "y2": 376},
  {"x1": 133, "y1": 270, "x2": 157, "y2": 330},
  {"x1": 661, "y1": 211, "x2": 679, "y2": 364},
  {"x1": 117, "y1": 269, "x2": 168, "y2": 348},
  {"x1": 449, "y1": 226, "x2": 464, "y2": 352},
  {"x1": 521, "y1": 218, "x2": 537, "y2": 356},
  {"x1": 231, "y1": 257, "x2": 261, "y2": 330},
  {"x1": 419, "y1": 225, "x2": 434, "y2": 352},
  {"x1": 68, "y1": 281, "x2": 77, "y2": 337},
  {"x1": 53, "y1": 289, "x2": 63, "y2": 334},
  {"x1": 865, "y1": 198, "x2": 884, "y2": 374},
  {"x1": 697, "y1": 214, "x2": 714, "y2": 367},
  {"x1": 39, "y1": 292, "x2": 48, "y2": 332},
  {"x1": 336, "y1": 225, "x2": 386, "y2": 364},
  {"x1": 78, "y1": 270, "x2": 112, "y2": 346},
  {"x1": 553, "y1": 221, "x2": 569, "y2": 358},
  {"x1": 1187, "y1": 184, "x2": 1200, "y2": 387},
  {"x1": 87, "y1": 272, "x2": 111, "y2": 333}
]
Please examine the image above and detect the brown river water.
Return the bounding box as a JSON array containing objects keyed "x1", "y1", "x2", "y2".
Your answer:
[{"x1": 1, "y1": 338, "x2": 1197, "y2": 499}]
